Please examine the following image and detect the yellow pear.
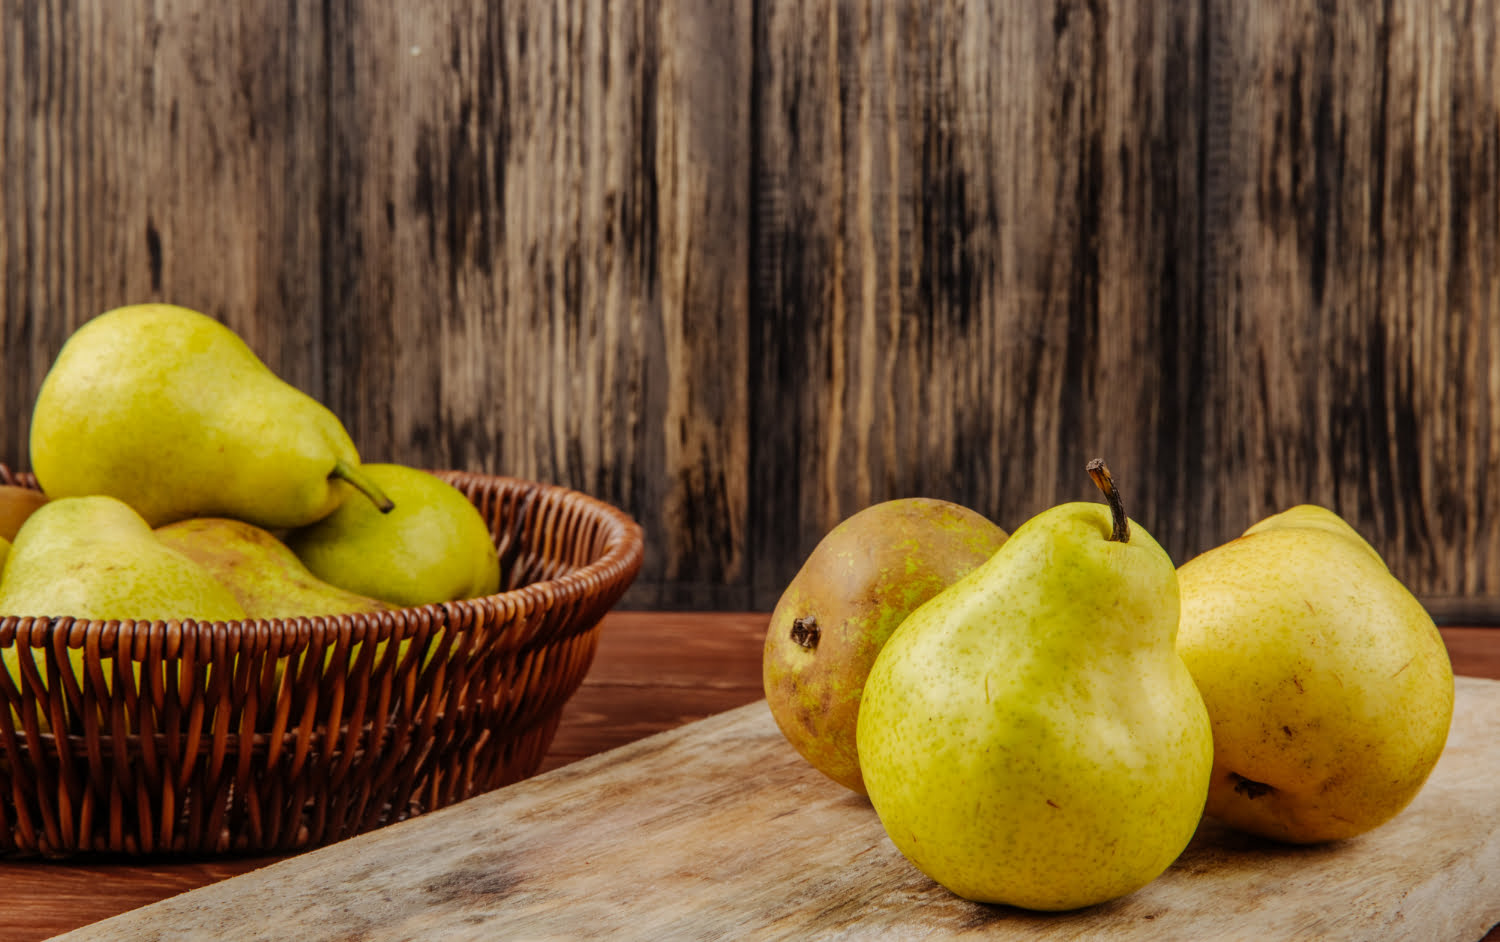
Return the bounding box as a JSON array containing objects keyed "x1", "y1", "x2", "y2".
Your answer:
[
  {"x1": 1176, "y1": 505, "x2": 1454, "y2": 843},
  {"x1": 0, "y1": 496, "x2": 246, "y2": 623},
  {"x1": 29, "y1": 303, "x2": 391, "y2": 528},
  {"x1": 857, "y1": 462, "x2": 1212, "y2": 910},
  {"x1": 155, "y1": 517, "x2": 424, "y2": 679},
  {"x1": 155, "y1": 517, "x2": 392, "y2": 620},
  {"x1": 0, "y1": 496, "x2": 246, "y2": 732}
]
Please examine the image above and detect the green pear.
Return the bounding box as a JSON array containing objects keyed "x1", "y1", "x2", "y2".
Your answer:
[
  {"x1": 286, "y1": 463, "x2": 501, "y2": 607},
  {"x1": 155, "y1": 517, "x2": 417, "y2": 677},
  {"x1": 857, "y1": 462, "x2": 1213, "y2": 911},
  {"x1": 763, "y1": 498, "x2": 1007, "y2": 795},
  {"x1": 0, "y1": 497, "x2": 246, "y2": 732},
  {"x1": 30, "y1": 303, "x2": 392, "y2": 529},
  {"x1": 154, "y1": 517, "x2": 393, "y2": 620},
  {"x1": 0, "y1": 496, "x2": 246, "y2": 623},
  {"x1": 1176, "y1": 504, "x2": 1454, "y2": 844},
  {"x1": 0, "y1": 535, "x2": 9, "y2": 575}
]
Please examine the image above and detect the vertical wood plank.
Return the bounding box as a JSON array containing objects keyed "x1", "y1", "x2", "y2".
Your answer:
[
  {"x1": 1202, "y1": 0, "x2": 1500, "y2": 611},
  {"x1": 0, "y1": 1, "x2": 328, "y2": 465},
  {"x1": 321, "y1": 0, "x2": 752, "y2": 608},
  {"x1": 748, "y1": 0, "x2": 1202, "y2": 607},
  {"x1": 654, "y1": 0, "x2": 754, "y2": 607},
  {"x1": 2, "y1": 0, "x2": 1497, "y2": 616}
]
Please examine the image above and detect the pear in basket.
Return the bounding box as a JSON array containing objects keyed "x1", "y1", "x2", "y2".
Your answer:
[
  {"x1": 29, "y1": 303, "x2": 391, "y2": 529},
  {"x1": 158, "y1": 516, "x2": 405, "y2": 678},
  {"x1": 155, "y1": 517, "x2": 392, "y2": 620},
  {"x1": 287, "y1": 463, "x2": 501, "y2": 607},
  {"x1": 0, "y1": 496, "x2": 246, "y2": 731}
]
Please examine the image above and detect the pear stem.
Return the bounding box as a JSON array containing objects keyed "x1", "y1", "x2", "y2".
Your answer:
[
  {"x1": 1086, "y1": 458, "x2": 1130, "y2": 543},
  {"x1": 332, "y1": 458, "x2": 395, "y2": 513}
]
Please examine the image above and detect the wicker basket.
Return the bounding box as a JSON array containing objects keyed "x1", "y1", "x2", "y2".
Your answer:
[{"x1": 0, "y1": 465, "x2": 643, "y2": 858}]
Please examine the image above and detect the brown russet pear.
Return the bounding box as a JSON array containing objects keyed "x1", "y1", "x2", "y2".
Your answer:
[
  {"x1": 762, "y1": 498, "x2": 1007, "y2": 795},
  {"x1": 1176, "y1": 504, "x2": 1454, "y2": 843},
  {"x1": 0, "y1": 485, "x2": 48, "y2": 542},
  {"x1": 155, "y1": 517, "x2": 393, "y2": 620},
  {"x1": 287, "y1": 464, "x2": 501, "y2": 607},
  {"x1": 29, "y1": 303, "x2": 392, "y2": 529}
]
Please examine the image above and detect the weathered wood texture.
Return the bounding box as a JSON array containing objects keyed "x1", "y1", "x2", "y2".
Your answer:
[
  {"x1": 49, "y1": 678, "x2": 1500, "y2": 941},
  {"x1": 749, "y1": 2, "x2": 1203, "y2": 604},
  {"x1": 1201, "y1": 0, "x2": 1500, "y2": 620},
  {"x1": 317, "y1": 0, "x2": 753, "y2": 610},
  {"x1": 2, "y1": 1, "x2": 1497, "y2": 614},
  {"x1": 2, "y1": 616, "x2": 1496, "y2": 942},
  {"x1": 0, "y1": 1, "x2": 328, "y2": 399}
]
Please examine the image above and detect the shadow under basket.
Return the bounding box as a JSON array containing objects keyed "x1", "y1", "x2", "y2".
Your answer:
[{"x1": 0, "y1": 466, "x2": 644, "y2": 859}]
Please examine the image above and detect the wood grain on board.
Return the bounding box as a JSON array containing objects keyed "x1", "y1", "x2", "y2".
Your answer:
[
  {"x1": 53, "y1": 676, "x2": 1500, "y2": 942},
  {"x1": 0, "y1": 614, "x2": 1494, "y2": 942},
  {"x1": 3, "y1": 1, "x2": 1498, "y2": 614}
]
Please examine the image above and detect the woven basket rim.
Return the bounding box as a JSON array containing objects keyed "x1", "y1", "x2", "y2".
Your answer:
[{"x1": 0, "y1": 465, "x2": 645, "y2": 652}]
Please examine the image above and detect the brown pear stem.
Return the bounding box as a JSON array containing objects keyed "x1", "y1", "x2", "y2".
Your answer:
[
  {"x1": 1086, "y1": 458, "x2": 1129, "y2": 543},
  {"x1": 332, "y1": 458, "x2": 395, "y2": 513}
]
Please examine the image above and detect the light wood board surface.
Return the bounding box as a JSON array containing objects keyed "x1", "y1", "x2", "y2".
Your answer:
[{"x1": 56, "y1": 676, "x2": 1500, "y2": 941}]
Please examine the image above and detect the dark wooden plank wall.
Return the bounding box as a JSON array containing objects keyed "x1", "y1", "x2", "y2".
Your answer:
[
  {"x1": 2, "y1": 1, "x2": 1496, "y2": 617},
  {"x1": 1202, "y1": 1, "x2": 1500, "y2": 622},
  {"x1": 749, "y1": 2, "x2": 1205, "y2": 605}
]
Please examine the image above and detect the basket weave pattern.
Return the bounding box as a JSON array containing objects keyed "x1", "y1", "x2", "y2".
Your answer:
[{"x1": 0, "y1": 466, "x2": 643, "y2": 858}]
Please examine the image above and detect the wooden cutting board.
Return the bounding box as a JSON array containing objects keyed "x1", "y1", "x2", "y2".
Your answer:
[{"x1": 56, "y1": 677, "x2": 1500, "y2": 942}]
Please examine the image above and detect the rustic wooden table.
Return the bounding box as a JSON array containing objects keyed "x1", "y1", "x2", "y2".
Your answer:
[{"x1": 1, "y1": 613, "x2": 1495, "y2": 942}]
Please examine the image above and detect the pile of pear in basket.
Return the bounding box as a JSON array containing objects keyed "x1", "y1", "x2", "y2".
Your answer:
[{"x1": 0, "y1": 304, "x2": 643, "y2": 858}]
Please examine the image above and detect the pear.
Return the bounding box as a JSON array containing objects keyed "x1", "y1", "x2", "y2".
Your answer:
[
  {"x1": 0, "y1": 496, "x2": 246, "y2": 731},
  {"x1": 154, "y1": 517, "x2": 393, "y2": 620},
  {"x1": 29, "y1": 303, "x2": 392, "y2": 529},
  {"x1": 156, "y1": 517, "x2": 409, "y2": 678},
  {"x1": 1175, "y1": 504, "x2": 1454, "y2": 844},
  {"x1": 286, "y1": 463, "x2": 501, "y2": 607},
  {"x1": 0, "y1": 496, "x2": 246, "y2": 623},
  {"x1": 0, "y1": 535, "x2": 9, "y2": 575},
  {"x1": 857, "y1": 461, "x2": 1213, "y2": 911},
  {"x1": 1243, "y1": 503, "x2": 1386, "y2": 566},
  {"x1": 0, "y1": 484, "x2": 48, "y2": 542},
  {"x1": 763, "y1": 498, "x2": 1007, "y2": 795}
]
